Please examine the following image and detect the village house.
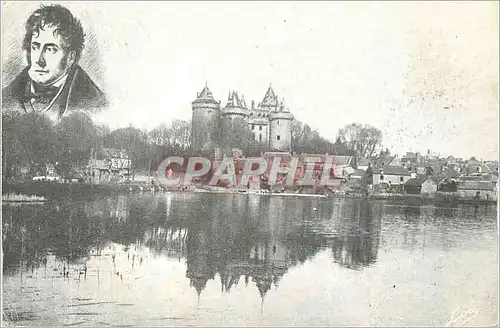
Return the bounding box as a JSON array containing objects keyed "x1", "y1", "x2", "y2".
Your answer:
[
  {"x1": 356, "y1": 157, "x2": 371, "y2": 171},
  {"x1": 429, "y1": 169, "x2": 460, "y2": 192},
  {"x1": 400, "y1": 152, "x2": 423, "y2": 169},
  {"x1": 404, "y1": 175, "x2": 438, "y2": 195},
  {"x1": 465, "y1": 159, "x2": 493, "y2": 176},
  {"x1": 87, "y1": 148, "x2": 132, "y2": 184},
  {"x1": 424, "y1": 158, "x2": 442, "y2": 173},
  {"x1": 485, "y1": 161, "x2": 499, "y2": 176},
  {"x1": 297, "y1": 154, "x2": 353, "y2": 189},
  {"x1": 456, "y1": 179, "x2": 497, "y2": 201},
  {"x1": 349, "y1": 169, "x2": 366, "y2": 181},
  {"x1": 444, "y1": 155, "x2": 463, "y2": 172},
  {"x1": 357, "y1": 155, "x2": 398, "y2": 171},
  {"x1": 373, "y1": 166, "x2": 411, "y2": 193}
]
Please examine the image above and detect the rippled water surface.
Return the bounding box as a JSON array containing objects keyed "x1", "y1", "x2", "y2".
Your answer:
[{"x1": 2, "y1": 193, "x2": 498, "y2": 326}]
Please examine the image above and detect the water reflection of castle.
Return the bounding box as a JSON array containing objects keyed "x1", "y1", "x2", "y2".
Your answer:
[
  {"x1": 151, "y1": 195, "x2": 383, "y2": 299},
  {"x1": 186, "y1": 225, "x2": 290, "y2": 299}
]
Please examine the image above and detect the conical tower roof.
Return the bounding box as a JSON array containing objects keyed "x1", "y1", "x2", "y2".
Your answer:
[
  {"x1": 259, "y1": 84, "x2": 279, "y2": 109},
  {"x1": 193, "y1": 82, "x2": 219, "y2": 105}
]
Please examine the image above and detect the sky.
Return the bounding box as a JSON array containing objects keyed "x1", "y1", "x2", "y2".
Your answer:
[{"x1": 2, "y1": 1, "x2": 499, "y2": 160}]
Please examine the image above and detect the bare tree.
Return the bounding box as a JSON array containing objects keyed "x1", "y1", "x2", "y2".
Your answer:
[{"x1": 337, "y1": 123, "x2": 383, "y2": 160}]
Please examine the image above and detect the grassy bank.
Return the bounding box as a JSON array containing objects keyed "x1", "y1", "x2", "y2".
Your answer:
[
  {"x1": 2, "y1": 182, "x2": 131, "y2": 201},
  {"x1": 2, "y1": 193, "x2": 46, "y2": 203}
]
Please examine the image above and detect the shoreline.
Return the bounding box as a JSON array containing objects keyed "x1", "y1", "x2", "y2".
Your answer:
[{"x1": 1, "y1": 182, "x2": 497, "y2": 205}]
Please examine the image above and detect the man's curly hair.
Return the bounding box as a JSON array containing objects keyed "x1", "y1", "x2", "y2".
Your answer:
[{"x1": 22, "y1": 4, "x2": 85, "y2": 63}]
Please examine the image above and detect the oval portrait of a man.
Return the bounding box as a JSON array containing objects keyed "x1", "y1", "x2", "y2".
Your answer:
[{"x1": 2, "y1": 4, "x2": 107, "y2": 120}]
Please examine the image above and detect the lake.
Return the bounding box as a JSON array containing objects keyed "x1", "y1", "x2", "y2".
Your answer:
[{"x1": 2, "y1": 193, "x2": 498, "y2": 326}]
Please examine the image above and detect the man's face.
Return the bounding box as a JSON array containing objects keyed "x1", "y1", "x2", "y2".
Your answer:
[{"x1": 28, "y1": 25, "x2": 74, "y2": 86}]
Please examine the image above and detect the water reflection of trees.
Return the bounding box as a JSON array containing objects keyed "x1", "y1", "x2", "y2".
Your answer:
[
  {"x1": 329, "y1": 200, "x2": 381, "y2": 270},
  {"x1": 2, "y1": 201, "x2": 106, "y2": 275},
  {"x1": 2, "y1": 193, "x2": 383, "y2": 296}
]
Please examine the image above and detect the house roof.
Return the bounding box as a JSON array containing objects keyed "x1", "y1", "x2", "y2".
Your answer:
[
  {"x1": 351, "y1": 169, "x2": 366, "y2": 178},
  {"x1": 424, "y1": 159, "x2": 440, "y2": 167},
  {"x1": 457, "y1": 181, "x2": 496, "y2": 191},
  {"x1": 467, "y1": 158, "x2": 481, "y2": 164},
  {"x1": 405, "y1": 175, "x2": 428, "y2": 186},
  {"x1": 466, "y1": 163, "x2": 492, "y2": 174},
  {"x1": 331, "y1": 156, "x2": 352, "y2": 166},
  {"x1": 377, "y1": 166, "x2": 410, "y2": 176},
  {"x1": 263, "y1": 152, "x2": 292, "y2": 160},
  {"x1": 98, "y1": 148, "x2": 129, "y2": 159},
  {"x1": 343, "y1": 166, "x2": 356, "y2": 175},
  {"x1": 357, "y1": 157, "x2": 371, "y2": 166},
  {"x1": 487, "y1": 163, "x2": 499, "y2": 173},
  {"x1": 89, "y1": 159, "x2": 110, "y2": 170},
  {"x1": 368, "y1": 156, "x2": 396, "y2": 168},
  {"x1": 442, "y1": 168, "x2": 459, "y2": 178},
  {"x1": 298, "y1": 154, "x2": 352, "y2": 166}
]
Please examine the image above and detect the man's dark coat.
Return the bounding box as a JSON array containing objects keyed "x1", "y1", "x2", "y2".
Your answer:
[{"x1": 2, "y1": 64, "x2": 107, "y2": 118}]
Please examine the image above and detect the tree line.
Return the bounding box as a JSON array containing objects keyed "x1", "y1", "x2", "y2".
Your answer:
[{"x1": 2, "y1": 111, "x2": 385, "y2": 181}]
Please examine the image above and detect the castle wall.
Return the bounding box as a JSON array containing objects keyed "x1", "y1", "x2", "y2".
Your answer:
[{"x1": 249, "y1": 121, "x2": 270, "y2": 144}]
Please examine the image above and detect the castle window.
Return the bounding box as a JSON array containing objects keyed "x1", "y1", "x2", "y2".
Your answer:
[
  {"x1": 252, "y1": 124, "x2": 255, "y2": 130},
  {"x1": 277, "y1": 120, "x2": 280, "y2": 125},
  {"x1": 259, "y1": 126, "x2": 262, "y2": 131},
  {"x1": 400, "y1": 176, "x2": 404, "y2": 182},
  {"x1": 380, "y1": 174, "x2": 384, "y2": 180},
  {"x1": 259, "y1": 134, "x2": 262, "y2": 142},
  {"x1": 277, "y1": 135, "x2": 281, "y2": 140}
]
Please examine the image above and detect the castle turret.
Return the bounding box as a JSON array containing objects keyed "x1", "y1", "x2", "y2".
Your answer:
[
  {"x1": 222, "y1": 91, "x2": 249, "y2": 119},
  {"x1": 269, "y1": 98, "x2": 293, "y2": 151},
  {"x1": 191, "y1": 83, "x2": 220, "y2": 151}
]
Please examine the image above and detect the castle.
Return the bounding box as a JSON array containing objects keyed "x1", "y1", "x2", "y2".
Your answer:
[{"x1": 191, "y1": 83, "x2": 294, "y2": 152}]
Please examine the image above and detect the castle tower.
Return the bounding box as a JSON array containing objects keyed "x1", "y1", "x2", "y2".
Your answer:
[
  {"x1": 191, "y1": 83, "x2": 220, "y2": 152},
  {"x1": 221, "y1": 91, "x2": 249, "y2": 147},
  {"x1": 269, "y1": 97, "x2": 293, "y2": 151}
]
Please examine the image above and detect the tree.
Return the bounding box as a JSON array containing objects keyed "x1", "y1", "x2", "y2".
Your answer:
[
  {"x1": 291, "y1": 119, "x2": 305, "y2": 152},
  {"x1": 169, "y1": 119, "x2": 191, "y2": 151},
  {"x1": 11, "y1": 112, "x2": 57, "y2": 176},
  {"x1": 2, "y1": 111, "x2": 24, "y2": 180},
  {"x1": 337, "y1": 123, "x2": 382, "y2": 160},
  {"x1": 54, "y1": 112, "x2": 100, "y2": 178},
  {"x1": 105, "y1": 126, "x2": 149, "y2": 176},
  {"x1": 290, "y1": 119, "x2": 351, "y2": 155},
  {"x1": 379, "y1": 148, "x2": 391, "y2": 157},
  {"x1": 148, "y1": 123, "x2": 170, "y2": 145}
]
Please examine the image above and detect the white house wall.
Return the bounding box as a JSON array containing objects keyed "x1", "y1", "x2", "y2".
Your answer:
[{"x1": 373, "y1": 174, "x2": 411, "y2": 185}]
